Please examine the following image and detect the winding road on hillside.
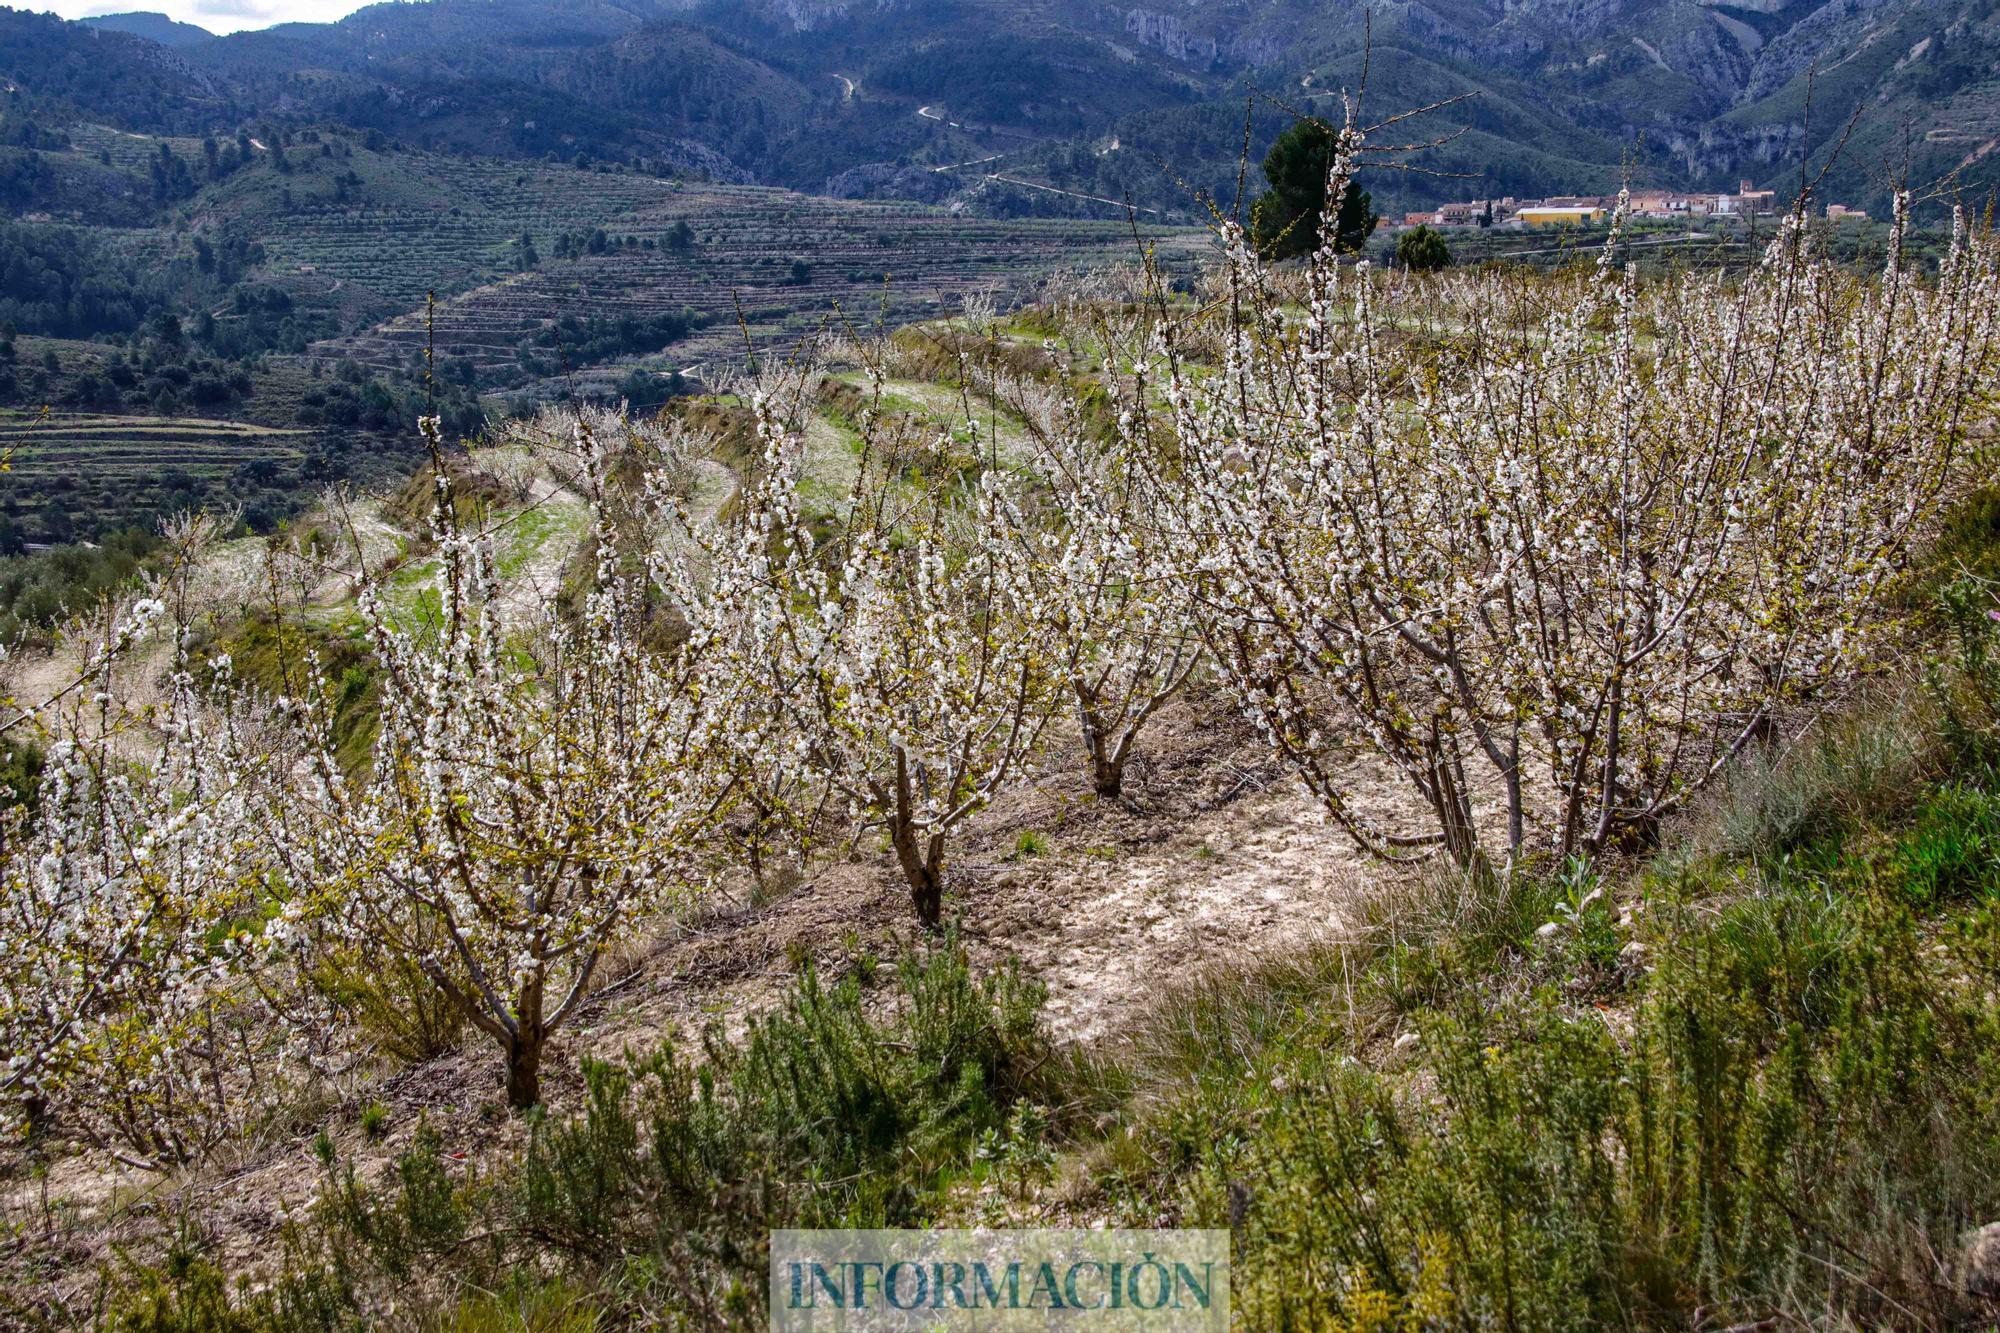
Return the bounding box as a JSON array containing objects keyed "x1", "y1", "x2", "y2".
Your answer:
[
  {"x1": 916, "y1": 104, "x2": 1158, "y2": 213},
  {"x1": 931, "y1": 153, "x2": 1006, "y2": 175},
  {"x1": 915, "y1": 103, "x2": 1042, "y2": 143}
]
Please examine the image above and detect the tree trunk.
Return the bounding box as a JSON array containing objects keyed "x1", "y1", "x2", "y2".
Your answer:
[
  {"x1": 909, "y1": 868, "x2": 943, "y2": 929},
  {"x1": 1078, "y1": 695, "x2": 1123, "y2": 798},
  {"x1": 504, "y1": 1030, "x2": 542, "y2": 1109},
  {"x1": 891, "y1": 820, "x2": 945, "y2": 929},
  {"x1": 1426, "y1": 729, "x2": 1483, "y2": 870},
  {"x1": 888, "y1": 751, "x2": 948, "y2": 929}
]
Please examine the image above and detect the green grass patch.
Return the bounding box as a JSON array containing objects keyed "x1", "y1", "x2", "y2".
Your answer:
[{"x1": 1064, "y1": 605, "x2": 2000, "y2": 1330}]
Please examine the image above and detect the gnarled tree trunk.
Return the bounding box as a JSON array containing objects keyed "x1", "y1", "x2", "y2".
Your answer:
[
  {"x1": 891, "y1": 819, "x2": 947, "y2": 929},
  {"x1": 504, "y1": 1029, "x2": 542, "y2": 1110}
]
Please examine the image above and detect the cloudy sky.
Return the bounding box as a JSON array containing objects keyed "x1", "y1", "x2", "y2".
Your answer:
[{"x1": 37, "y1": 0, "x2": 373, "y2": 34}]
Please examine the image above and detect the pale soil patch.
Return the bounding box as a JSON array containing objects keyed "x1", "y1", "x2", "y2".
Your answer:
[
  {"x1": 3, "y1": 633, "x2": 182, "y2": 764},
  {"x1": 685, "y1": 457, "x2": 737, "y2": 526},
  {"x1": 313, "y1": 497, "x2": 408, "y2": 600}
]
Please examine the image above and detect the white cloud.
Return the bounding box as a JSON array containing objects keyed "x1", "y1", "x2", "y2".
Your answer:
[{"x1": 35, "y1": 0, "x2": 375, "y2": 35}]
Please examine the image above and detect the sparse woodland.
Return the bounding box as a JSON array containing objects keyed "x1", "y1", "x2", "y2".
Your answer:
[{"x1": 3, "y1": 117, "x2": 2000, "y2": 1329}]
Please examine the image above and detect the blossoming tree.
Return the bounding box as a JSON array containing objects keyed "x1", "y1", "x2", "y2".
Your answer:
[
  {"x1": 1139, "y1": 105, "x2": 2000, "y2": 868},
  {"x1": 271, "y1": 418, "x2": 734, "y2": 1108},
  {"x1": 667, "y1": 380, "x2": 1063, "y2": 927},
  {"x1": 0, "y1": 519, "x2": 307, "y2": 1166},
  {"x1": 1015, "y1": 323, "x2": 1202, "y2": 799}
]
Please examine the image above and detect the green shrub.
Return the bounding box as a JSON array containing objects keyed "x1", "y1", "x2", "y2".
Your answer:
[
  {"x1": 1923, "y1": 485, "x2": 2000, "y2": 592},
  {"x1": 312, "y1": 942, "x2": 465, "y2": 1066},
  {"x1": 478, "y1": 936, "x2": 1047, "y2": 1320},
  {"x1": 100, "y1": 933, "x2": 1057, "y2": 1330},
  {"x1": 438, "y1": 1278, "x2": 603, "y2": 1333},
  {"x1": 1089, "y1": 715, "x2": 2000, "y2": 1330},
  {"x1": 1934, "y1": 572, "x2": 2000, "y2": 773},
  {"x1": 1126, "y1": 865, "x2": 2000, "y2": 1328},
  {"x1": 101, "y1": 1243, "x2": 263, "y2": 1333},
  {"x1": 93, "y1": 1221, "x2": 360, "y2": 1333},
  {"x1": 511, "y1": 932, "x2": 1051, "y2": 1285},
  {"x1": 0, "y1": 527, "x2": 161, "y2": 646},
  {"x1": 1692, "y1": 697, "x2": 1940, "y2": 863},
  {"x1": 1889, "y1": 782, "x2": 2000, "y2": 905},
  {"x1": 0, "y1": 735, "x2": 44, "y2": 809},
  {"x1": 1395, "y1": 224, "x2": 1453, "y2": 271}
]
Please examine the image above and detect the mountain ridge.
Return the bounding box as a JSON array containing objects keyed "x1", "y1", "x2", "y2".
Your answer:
[
  {"x1": 76, "y1": 10, "x2": 215, "y2": 47},
  {"x1": 4, "y1": 0, "x2": 1995, "y2": 219}
]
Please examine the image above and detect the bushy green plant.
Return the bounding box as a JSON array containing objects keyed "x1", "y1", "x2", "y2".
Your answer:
[
  {"x1": 0, "y1": 734, "x2": 44, "y2": 809},
  {"x1": 1889, "y1": 782, "x2": 2000, "y2": 905},
  {"x1": 323, "y1": 1124, "x2": 471, "y2": 1285},
  {"x1": 438, "y1": 1278, "x2": 604, "y2": 1333},
  {"x1": 1692, "y1": 696, "x2": 1940, "y2": 862},
  {"x1": 1250, "y1": 118, "x2": 1378, "y2": 260},
  {"x1": 93, "y1": 1221, "x2": 362, "y2": 1333},
  {"x1": 97, "y1": 935, "x2": 1055, "y2": 1330},
  {"x1": 512, "y1": 932, "x2": 1050, "y2": 1267},
  {"x1": 311, "y1": 944, "x2": 465, "y2": 1066},
  {"x1": 1934, "y1": 572, "x2": 2000, "y2": 772},
  {"x1": 0, "y1": 527, "x2": 160, "y2": 645},
  {"x1": 1092, "y1": 685, "x2": 2000, "y2": 1329},
  {"x1": 1395, "y1": 223, "x2": 1452, "y2": 271},
  {"x1": 1134, "y1": 867, "x2": 2000, "y2": 1326}
]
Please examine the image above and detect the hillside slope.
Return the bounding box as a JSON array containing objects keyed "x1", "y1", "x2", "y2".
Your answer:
[{"x1": 7, "y1": 0, "x2": 1994, "y2": 215}]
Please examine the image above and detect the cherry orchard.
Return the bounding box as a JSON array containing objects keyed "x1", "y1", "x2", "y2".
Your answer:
[
  {"x1": 1135, "y1": 101, "x2": 2000, "y2": 869},
  {"x1": 2, "y1": 127, "x2": 1994, "y2": 1155}
]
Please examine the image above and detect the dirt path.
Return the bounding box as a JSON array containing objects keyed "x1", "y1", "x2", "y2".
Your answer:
[{"x1": 487, "y1": 477, "x2": 590, "y2": 628}]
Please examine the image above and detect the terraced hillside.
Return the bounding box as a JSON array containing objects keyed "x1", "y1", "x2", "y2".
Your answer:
[
  {"x1": 305, "y1": 181, "x2": 1208, "y2": 396},
  {"x1": 0, "y1": 410, "x2": 318, "y2": 541},
  {"x1": 22, "y1": 126, "x2": 1204, "y2": 390},
  {"x1": 4, "y1": 123, "x2": 1205, "y2": 537},
  {"x1": 209, "y1": 147, "x2": 690, "y2": 319}
]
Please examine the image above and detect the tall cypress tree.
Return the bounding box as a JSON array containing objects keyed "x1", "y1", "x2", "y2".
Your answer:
[{"x1": 1251, "y1": 119, "x2": 1379, "y2": 260}]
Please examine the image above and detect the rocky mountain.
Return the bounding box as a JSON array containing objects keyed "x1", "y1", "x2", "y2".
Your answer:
[
  {"x1": 3, "y1": 0, "x2": 1994, "y2": 217},
  {"x1": 1084, "y1": 0, "x2": 1999, "y2": 209}
]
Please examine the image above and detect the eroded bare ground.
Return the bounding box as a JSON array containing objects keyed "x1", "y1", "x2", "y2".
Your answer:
[{"x1": 1, "y1": 684, "x2": 1423, "y2": 1305}]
